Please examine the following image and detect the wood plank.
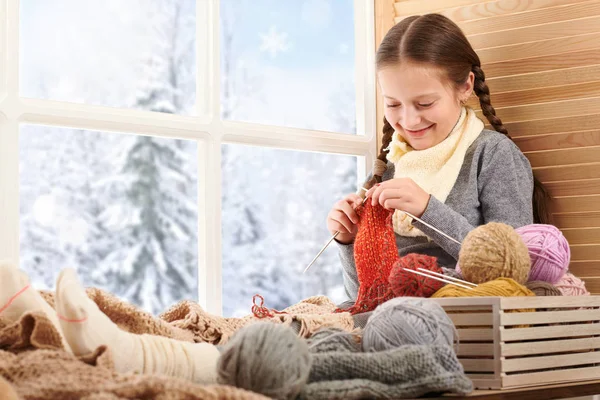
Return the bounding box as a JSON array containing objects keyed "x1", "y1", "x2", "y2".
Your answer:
[
  {"x1": 513, "y1": 130, "x2": 600, "y2": 152},
  {"x1": 569, "y1": 259, "x2": 600, "y2": 275},
  {"x1": 500, "y1": 295, "x2": 600, "y2": 309},
  {"x1": 571, "y1": 244, "x2": 600, "y2": 260},
  {"x1": 449, "y1": 313, "x2": 493, "y2": 326},
  {"x1": 469, "y1": 16, "x2": 600, "y2": 51},
  {"x1": 394, "y1": 0, "x2": 590, "y2": 19},
  {"x1": 487, "y1": 65, "x2": 600, "y2": 94},
  {"x1": 375, "y1": 0, "x2": 396, "y2": 155},
  {"x1": 470, "y1": 81, "x2": 600, "y2": 110},
  {"x1": 461, "y1": 358, "x2": 495, "y2": 372},
  {"x1": 533, "y1": 163, "x2": 600, "y2": 183},
  {"x1": 502, "y1": 366, "x2": 600, "y2": 388},
  {"x1": 500, "y1": 309, "x2": 600, "y2": 326},
  {"x1": 457, "y1": 328, "x2": 494, "y2": 341},
  {"x1": 551, "y1": 195, "x2": 600, "y2": 213},
  {"x1": 477, "y1": 32, "x2": 600, "y2": 65},
  {"x1": 506, "y1": 114, "x2": 600, "y2": 138},
  {"x1": 477, "y1": 97, "x2": 600, "y2": 124},
  {"x1": 503, "y1": 352, "x2": 600, "y2": 373},
  {"x1": 580, "y1": 276, "x2": 600, "y2": 293},
  {"x1": 525, "y1": 146, "x2": 600, "y2": 168},
  {"x1": 457, "y1": 343, "x2": 495, "y2": 357},
  {"x1": 484, "y1": 48, "x2": 600, "y2": 79},
  {"x1": 459, "y1": 0, "x2": 600, "y2": 35},
  {"x1": 500, "y1": 323, "x2": 600, "y2": 341},
  {"x1": 544, "y1": 178, "x2": 600, "y2": 197},
  {"x1": 502, "y1": 337, "x2": 600, "y2": 357},
  {"x1": 553, "y1": 211, "x2": 600, "y2": 229}
]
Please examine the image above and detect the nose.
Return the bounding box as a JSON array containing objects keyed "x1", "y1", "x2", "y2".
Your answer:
[{"x1": 400, "y1": 106, "x2": 421, "y2": 130}]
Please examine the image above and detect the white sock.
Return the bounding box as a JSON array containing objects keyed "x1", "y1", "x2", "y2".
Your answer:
[
  {"x1": 0, "y1": 260, "x2": 71, "y2": 353},
  {"x1": 56, "y1": 268, "x2": 220, "y2": 382}
]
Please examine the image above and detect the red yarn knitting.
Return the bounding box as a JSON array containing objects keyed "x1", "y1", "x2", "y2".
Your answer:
[
  {"x1": 336, "y1": 201, "x2": 399, "y2": 314},
  {"x1": 389, "y1": 253, "x2": 445, "y2": 297}
]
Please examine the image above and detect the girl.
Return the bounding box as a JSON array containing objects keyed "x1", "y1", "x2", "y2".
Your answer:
[{"x1": 326, "y1": 14, "x2": 549, "y2": 301}]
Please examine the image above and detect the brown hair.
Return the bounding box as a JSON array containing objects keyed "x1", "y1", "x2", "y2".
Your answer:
[{"x1": 367, "y1": 14, "x2": 551, "y2": 224}]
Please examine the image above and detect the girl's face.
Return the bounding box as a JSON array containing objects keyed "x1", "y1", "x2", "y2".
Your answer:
[{"x1": 378, "y1": 62, "x2": 474, "y2": 150}]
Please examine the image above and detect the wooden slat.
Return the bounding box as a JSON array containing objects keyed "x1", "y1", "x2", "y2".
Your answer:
[
  {"x1": 394, "y1": 0, "x2": 590, "y2": 19},
  {"x1": 459, "y1": 1, "x2": 600, "y2": 35},
  {"x1": 533, "y1": 163, "x2": 600, "y2": 183},
  {"x1": 470, "y1": 81, "x2": 600, "y2": 110},
  {"x1": 501, "y1": 309, "x2": 599, "y2": 326},
  {"x1": 502, "y1": 337, "x2": 600, "y2": 357},
  {"x1": 500, "y1": 295, "x2": 600, "y2": 309},
  {"x1": 448, "y1": 312, "x2": 493, "y2": 326},
  {"x1": 457, "y1": 343, "x2": 495, "y2": 357},
  {"x1": 484, "y1": 48, "x2": 600, "y2": 79},
  {"x1": 571, "y1": 244, "x2": 600, "y2": 260},
  {"x1": 477, "y1": 32, "x2": 600, "y2": 65},
  {"x1": 544, "y1": 178, "x2": 600, "y2": 197},
  {"x1": 502, "y1": 366, "x2": 600, "y2": 388},
  {"x1": 457, "y1": 328, "x2": 494, "y2": 341},
  {"x1": 503, "y1": 352, "x2": 600, "y2": 373},
  {"x1": 569, "y1": 259, "x2": 600, "y2": 275},
  {"x1": 487, "y1": 65, "x2": 600, "y2": 94},
  {"x1": 477, "y1": 97, "x2": 600, "y2": 124},
  {"x1": 469, "y1": 16, "x2": 600, "y2": 51},
  {"x1": 500, "y1": 323, "x2": 600, "y2": 341},
  {"x1": 525, "y1": 147, "x2": 600, "y2": 168},
  {"x1": 580, "y1": 276, "x2": 600, "y2": 293},
  {"x1": 505, "y1": 114, "x2": 600, "y2": 138},
  {"x1": 513, "y1": 130, "x2": 600, "y2": 152},
  {"x1": 552, "y1": 196, "x2": 600, "y2": 213},
  {"x1": 461, "y1": 359, "x2": 495, "y2": 372},
  {"x1": 554, "y1": 212, "x2": 600, "y2": 229}
]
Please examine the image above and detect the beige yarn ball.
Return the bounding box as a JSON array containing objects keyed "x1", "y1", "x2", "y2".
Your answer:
[{"x1": 458, "y1": 222, "x2": 531, "y2": 284}]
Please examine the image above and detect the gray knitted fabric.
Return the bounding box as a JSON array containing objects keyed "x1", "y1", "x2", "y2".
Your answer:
[
  {"x1": 307, "y1": 329, "x2": 362, "y2": 353},
  {"x1": 300, "y1": 330, "x2": 472, "y2": 399}
]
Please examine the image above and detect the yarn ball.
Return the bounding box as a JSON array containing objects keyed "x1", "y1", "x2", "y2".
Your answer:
[
  {"x1": 431, "y1": 277, "x2": 535, "y2": 298},
  {"x1": 388, "y1": 253, "x2": 445, "y2": 297},
  {"x1": 525, "y1": 281, "x2": 562, "y2": 296},
  {"x1": 515, "y1": 224, "x2": 570, "y2": 284},
  {"x1": 307, "y1": 328, "x2": 362, "y2": 353},
  {"x1": 458, "y1": 222, "x2": 531, "y2": 284},
  {"x1": 362, "y1": 297, "x2": 456, "y2": 352},
  {"x1": 555, "y1": 272, "x2": 590, "y2": 296},
  {"x1": 217, "y1": 322, "x2": 311, "y2": 400}
]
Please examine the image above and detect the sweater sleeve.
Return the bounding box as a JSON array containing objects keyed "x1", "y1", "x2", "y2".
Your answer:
[{"x1": 413, "y1": 139, "x2": 534, "y2": 259}]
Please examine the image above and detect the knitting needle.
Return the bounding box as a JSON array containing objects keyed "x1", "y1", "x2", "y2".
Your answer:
[
  {"x1": 303, "y1": 187, "x2": 369, "y2": 274},
  {"x1": 417, "y1": 267, "x2": 477, "y2": 287},
  {"x1": 403, "y1": 268, "x2": 474, "y2": 290}
]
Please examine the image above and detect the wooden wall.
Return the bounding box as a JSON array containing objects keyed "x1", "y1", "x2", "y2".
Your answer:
[{"x1": 375, "y1": 0, "x2": 600, "y2": 292}]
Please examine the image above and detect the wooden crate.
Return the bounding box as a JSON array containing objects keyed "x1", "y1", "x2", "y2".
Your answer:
[{"x1": 430, "y1": 296, "x2": 600, "y2": 390}]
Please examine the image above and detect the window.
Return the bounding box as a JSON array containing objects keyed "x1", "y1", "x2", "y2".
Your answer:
[{"x1": 2, "y1": 0, "x2": 375, "y2": 316}]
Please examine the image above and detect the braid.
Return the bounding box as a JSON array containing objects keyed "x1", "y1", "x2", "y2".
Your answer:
[
  {"x1": 364, "y1": 117, "x2": 394, "y2": 191},
  {"x1": 472, "y1": 65, "x2": 508, "y2": 136}
]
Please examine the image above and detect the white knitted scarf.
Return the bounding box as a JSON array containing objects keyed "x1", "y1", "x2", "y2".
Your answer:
[{"x1": 386, "y1": 107, "x2": 484, "y2": 238}]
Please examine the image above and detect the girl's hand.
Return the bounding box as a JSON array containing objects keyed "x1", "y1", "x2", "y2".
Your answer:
[
  {"x1": 326, "y1": 193, "x2": 363, "y2": 244},
  {"x1": 365, "y1": 178, "x2": 430, "y2": 218}
]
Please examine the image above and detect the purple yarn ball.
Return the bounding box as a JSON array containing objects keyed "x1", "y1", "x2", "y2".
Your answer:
[{"x1": 515, "y1": 224, "x2": 570, "y2": 284}]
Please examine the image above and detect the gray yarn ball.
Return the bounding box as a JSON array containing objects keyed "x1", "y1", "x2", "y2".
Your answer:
[
  {"x1": 362, "y1": 297, "x2": 456, "y2": 352},
  {"x1": 217, "y1": 322, "x2": 312, "y2": 400}
]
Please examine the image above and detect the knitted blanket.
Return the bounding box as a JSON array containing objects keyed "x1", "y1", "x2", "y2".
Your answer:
[{"x1": 1, "y1": 287, "x2": 354, "y2": 399}]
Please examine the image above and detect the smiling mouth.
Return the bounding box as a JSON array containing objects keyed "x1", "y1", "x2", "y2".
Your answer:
[{"x1": 405, "y1": 124, "x2": 434, "y2": 137}]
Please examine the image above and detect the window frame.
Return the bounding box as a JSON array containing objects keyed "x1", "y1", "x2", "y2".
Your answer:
[{"x1": 0, "y1": 0, "x2": 377, "y2": 315}]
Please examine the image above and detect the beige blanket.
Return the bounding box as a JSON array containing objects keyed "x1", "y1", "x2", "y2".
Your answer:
[{"x1": 0, "y1": 288, "x2": 354, "y2": 399}]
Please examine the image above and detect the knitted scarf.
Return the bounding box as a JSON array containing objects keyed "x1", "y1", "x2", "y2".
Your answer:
[
  {"x1": 336, "y1": 201, "x2": 399, "y2": 315},
  {"x1": 386, "y1": 106, "x2": 484, "y2": 238}
]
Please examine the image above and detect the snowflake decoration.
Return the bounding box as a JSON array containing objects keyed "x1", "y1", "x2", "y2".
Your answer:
[{"x1": 259, "y1": 25, "x2": 290, "y2": 58}]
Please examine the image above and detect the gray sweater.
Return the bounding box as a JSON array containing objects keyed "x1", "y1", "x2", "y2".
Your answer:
[{"x1": 339, "y1": 129, "x2": 534, "y2": 301}]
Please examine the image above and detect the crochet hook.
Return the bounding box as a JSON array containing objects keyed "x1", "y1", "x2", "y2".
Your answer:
[{"x1": 303, "y1": 187, "x2": 369, "y2": 274}]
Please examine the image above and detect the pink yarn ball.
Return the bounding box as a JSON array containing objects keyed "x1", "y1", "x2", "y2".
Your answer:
[
  {"x1": 555, "y1": 272, "x2": 590, "y2": 296},
  {"x1": 515, "y1": 224, "x2": 570, "y2": 284}
]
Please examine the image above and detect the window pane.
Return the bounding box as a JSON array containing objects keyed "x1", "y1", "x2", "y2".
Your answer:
[
  {"x1": 19, "y1": 125, "x2": 198, "y2": 315},
  {"x1": 20, "y1": 0, "x2": 198, "y2": 115},
  {"x1": 220, "y1": 0, "x2": 357, "y2": 134},
  {"x1": 222, "y1": 144, "x2": 358, "y2": 317}
]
